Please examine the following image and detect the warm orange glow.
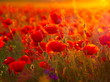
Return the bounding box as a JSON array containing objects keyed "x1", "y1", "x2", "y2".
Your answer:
[
  {"x1": 73, "y1": 0, "x2": 109, "y2": 8},
  {"x1": 0, "y1": 0, "x2": 109, "y2": 9}
]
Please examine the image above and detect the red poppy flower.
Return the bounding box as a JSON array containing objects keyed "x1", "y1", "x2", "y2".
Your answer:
[
  {"x1": 3, "y1": 36, "x2": 9, "y2": 42},
  {"x1": 44, "y1": 25, "x2": 58, "y2": 34},
  {"x1": 46, "y1": 40, "x2": 66, "y2": 54},
  {"x1": 3, "y1": 57, "x2": 15, "y2": 65},
  {"x1": 67, "y1": 41, "x2": 74, "y2": 49},
  {"x1": 67, "y1": 40, "x2": 88, "y2": 50},
  {"x1": 0, "y1": 37, "x2": 5, "y2": 48},
  {"x1": 2, "y1": 18, "x2": 12, "y2": 27},
  {"x1": 5, "y1": 33, "x2": 13, "y2": 40},
  {"x1": 31, "y1": 30, "x2": 44, "y2": 42},
  {"x1": 83, "y1": 44, "x2": 99, "y2": 55},
  {"x1": 9, "y1": 61, "x2": 26, "y2": 73},
  {"x1": 39, "y1": 61, "x2": 50, "y2": 69},
  {"x1": 68, "y1": 40, "x2": 84, "y2": 50},
  {"x1": 18, "y1": 55, "x2": 31, "y2": 64},
  {"x1": 10, "y1": 28, "x2": 16, "y2": 35},
  {"x1": 73, "y1": 40, "x2": 85, "y2": 50},
  {"x1": 50, "y1": 12, "x2": 62, "y2": 24},
  {"x1": 99, "y1": 33, "x2": 110, "y2": 46}
]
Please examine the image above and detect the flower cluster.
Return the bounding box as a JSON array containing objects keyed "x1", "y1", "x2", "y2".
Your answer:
[{"x1": 0, "y1": 4, "x2": 110, "y2": 82}]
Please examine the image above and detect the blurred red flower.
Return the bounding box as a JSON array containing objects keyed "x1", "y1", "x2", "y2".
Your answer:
[
  {"x1": 39, "y1": 61, "x2": 50, "y2": 69},
  {"x1": 46, "y1": 40, "x2": 66, "y2": 54},
  {"x1": 2, "y1": 18, "x2": 12, "y2": 27},
  {"x1": 18, "y1": 55, "x2": 31, "y2": 64},
  {"x1": 0, "y1": 37, "x2": 5, "y2": 48},
  {"x1": 9, "y1": 61, "x2": 26, "y2": 73},
  {"x1": 67, "y1": 40, "x2": 88, "y2": 50},
  {"x1": 3, "y1": 57, "x2": 15, "y2": 65},
  {"x1": 83, "y1": 44, "x2": 99, "y2": 55},
  {"x1": 31, "y1": 30, "x2": 44, "y2": 42},
  {"x1": 99, "y1": 33, "x2": 110, "y2": 47},
  {"x1": 44, "y1": 25, "x2": 58, "y2": 34},
  {"x1": 50, "y1": 12, "x2": 62, "y2": 24},
  {"x1": 5, "y1": 33, "x2": 13, "y2": 40}
]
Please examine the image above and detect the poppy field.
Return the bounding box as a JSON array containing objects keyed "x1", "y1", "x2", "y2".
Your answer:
[{"x1": 0, "y1": 3, "x2": 110, "y2": 82}]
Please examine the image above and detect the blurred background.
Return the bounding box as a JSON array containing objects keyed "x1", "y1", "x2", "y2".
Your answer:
[{"x1": 0, "y1": 0, "x2": 109, "y2": 8}]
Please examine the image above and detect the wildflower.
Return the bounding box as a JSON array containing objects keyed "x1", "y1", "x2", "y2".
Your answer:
[
  {"x1": 99, "y1": 33, "x2": 110, "y2": 47},
  {"x1": 83, "y1": 44, "x2": 99, "y2": 55},
  {"x1": 0, "y1": 37, "x2": 5, "y2": 48},
  {"x1": 5, "y1": 33, "x2": 13, "y2": 40},
  {"x1": 2, "y1": 35, "x2": 9, "y2": 42},
  {"x1": 18, "y1": 55, "x2": 31, "y2": 64},
  {"x1": 3, "y1": 57, "x2": 15, "y2": 65},
  {"x1": 50, "y1": 12, "x2": 62, "y2": 24},
  {"x1": 10, "y1": 28, "x2": 16, "y2": 35},
  {"x1": 49, "y1": 74, "x2": 58, "y2": 80},
  {"x1": 44, "y1": 68, "x2": 58, "y2": 80},
  {"x1": 67, "y1": 41, "x2": 74, "y2": 49},
  {"x1": 46, "y1": 40, "x2": 66, "y2": 54},
  {"x1": 2, "y1": 18, "x2": 12, "y2": 27},
  {"x1": 44, "y1": 25, "x2": 58, "y2": 34},
  {"x1": 73, "y1": 40, "x2": 84, "y2": 50},
  {"x1": 67, "y1": 40, "x2": 88, "y2": 50},
  {"x1": 31, "y1": 30, "x2": 44, "y2": 42},
  {"x1": 9, "y1": 61, "x2": 26, "y2": 73}
]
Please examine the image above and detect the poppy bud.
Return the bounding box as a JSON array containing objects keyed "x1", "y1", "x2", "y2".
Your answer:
[{"x1": 50, "y1": 12, "x2": 62, "y2": 24}]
